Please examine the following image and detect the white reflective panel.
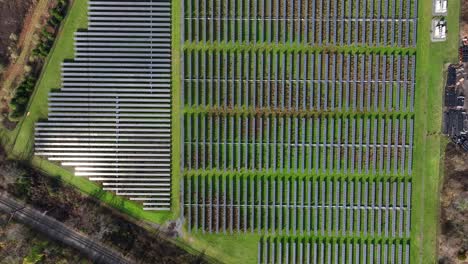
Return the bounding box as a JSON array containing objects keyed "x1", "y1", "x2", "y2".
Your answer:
[{"x1": 34, "y1": 0, "x2": 173, "y2": 210}]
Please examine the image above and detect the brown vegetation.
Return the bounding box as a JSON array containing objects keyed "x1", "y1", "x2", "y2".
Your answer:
[
  {"x1": 439, "y1": 143, "x2": 468, "y2": 264},
  {"x1": 462, "y1": 0, "x2": 468, "y2": 38},
  {"x1": 0, "y1": 0, "x2": 62, "y2": 125},
  {"x1": 0, "y1": 220, "x2": 90, "y2": 263},
  {"x1": 0, "y1": 149, "x2": 207, "y2": 264},
  {"x1": 0, "y1": 0, "x2": 34, "y2": 66}
]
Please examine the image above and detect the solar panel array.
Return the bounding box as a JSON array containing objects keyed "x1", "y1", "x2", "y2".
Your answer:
[
  {"x1": 182, "y1": 0, "x2": 419, "y2": 261},
  {"x1": 258, "y1": 237, "x2": 411, "y2": 264},
  {"x1": 184, "y1": 0, "x2": 418, "y2": 47},
  {"x1": 183, "y1": 52, "x2": 416, "y2": 112},
  {"x1": 35, "y1": 0, "x2": 173, "y2": 210},
  {"x1": 183, "y1": 176, "x2": 412, "y2": 237},
  {"x1": 183, "y1": 114, "x2": 414, "y2": 175}
]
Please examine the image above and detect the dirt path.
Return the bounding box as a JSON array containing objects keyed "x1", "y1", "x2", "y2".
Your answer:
[{"x1": 0, "y1": 0, "x2": 50, "y2": 101}]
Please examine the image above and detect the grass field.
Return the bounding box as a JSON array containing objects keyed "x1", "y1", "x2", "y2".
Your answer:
[
  {"x1": 0, "y1": 0, "x2": 459, "y2": 262},
  {"x1": 410, "y1": 0, "x2": 461, "y2": 263},
  {"x1": 171, "y1": 0, "x2": 183, "y2": 220},
  {"x1": 181, "y1": 233, "x2": 260, "y2": 264}
]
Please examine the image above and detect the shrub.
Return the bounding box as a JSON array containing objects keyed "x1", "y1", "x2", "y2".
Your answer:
[
  {"x1": 34, "y1": 0, "x2": 69, "y2": 58},
  {"x1": 9, "y1": 76, "x2": 37, "y2": 119}
]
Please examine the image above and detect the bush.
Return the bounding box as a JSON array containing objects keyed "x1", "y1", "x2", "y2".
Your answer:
[
  {"x1": 33, "y1": 0, "x2": 68, "y2": 58},
  {"x1": 9, "y1": 0, "x2": 69, "y2": 119},
  {"x1": 9, "y1": 175, "x2": 32, "y2": 198},
  {"x1": 9, "y1": 76, "x2": 36, "y2": 119},
  {"x1": 51, "y1": 9, "x2": 64, "y2": 21}
]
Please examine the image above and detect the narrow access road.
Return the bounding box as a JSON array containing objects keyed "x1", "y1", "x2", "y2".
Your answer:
[
  {"x1": 0, "y1": 192, "x2": 132, "y2": 264},
  {"x1": 1, "y1": 0, "x2": 50, "y2": 95}
]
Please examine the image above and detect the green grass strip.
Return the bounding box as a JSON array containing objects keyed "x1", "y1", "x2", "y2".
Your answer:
[
  {"x1": 183, "y1": 41, "x2": 417, "y2": 55},
  {"x1": 182, "y1": 171, "x2": 409, "y2": 183},
  {"x1": 170, "y1": 0, "x2": 182, "y2": 221},
  {"x1": 410, "y1": 0, "x2": 461, "y2": 263},
  {"x1": 183, "y1": 106, "x2": 416, "y2": 117}
]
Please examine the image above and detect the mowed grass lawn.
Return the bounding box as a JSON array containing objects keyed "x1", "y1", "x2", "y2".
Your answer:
[
  {"x1": 181, "y1": 233, "x2": 261, "y2": 264},
  {"x1": 171, "y1": 0, "x2": 182, "y2": 220},
  {"x1": 2, "y1": 0, "x2": 172, "y2": 224},
  {"x1": 411, "y1": 0, "x2": 460, "y2": 263}
]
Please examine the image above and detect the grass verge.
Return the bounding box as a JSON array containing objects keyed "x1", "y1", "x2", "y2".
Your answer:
[
  {"x1": 171, "y1": 0, "x2": 182, "y2": 220},
  {"x1": 180, "y1": 233, "x2": 260, "y2": 264},
  {"x1": 411, "y1": 0, "x2": 460, "y2": 263}
]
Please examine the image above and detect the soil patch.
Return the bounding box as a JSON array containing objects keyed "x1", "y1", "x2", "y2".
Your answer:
[
  {"x1": 0, "y1": 155, "x2": 208, "y2": 264},
  {"x1": 439, "y1": 143, "x2": 468, "y2": 263},
  {"x1": 462, "y1": 0, "x2": 468, "y2": 37},
  {"x1": 0, "y1": 221, "x2": 90, "y2": 263},
  {"x1": 0, "y1": 0, "x2": 35, "y2": 65}
]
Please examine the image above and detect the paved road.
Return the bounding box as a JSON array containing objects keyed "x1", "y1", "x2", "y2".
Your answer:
[{"x1": 0, "y1": 192, "x2": 132, "y2": 264}]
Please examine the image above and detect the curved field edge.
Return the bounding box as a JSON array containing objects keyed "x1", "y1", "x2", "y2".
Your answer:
[
  {"x1": 0, "y1": 0, "x2": 172, "y2": 224},
  {"x1": 411, "y1": 0, "x2": 460, "y2": 263}
]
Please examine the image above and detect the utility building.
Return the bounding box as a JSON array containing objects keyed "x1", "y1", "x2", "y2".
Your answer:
[
  {"x1": 433, "y1": 0, "x2": 448, "y2": 15},
  {"x1": 432, "y1": 19, "x2": 447, "y2": 42}
]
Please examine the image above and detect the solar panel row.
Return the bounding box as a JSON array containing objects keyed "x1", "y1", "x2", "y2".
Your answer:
[
  {"x1": 258, "y1": 237, "x2": 411, "y2": 264},
  {"x1": 184, "y1": 0, "x2": 418, "y2": 47}
]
